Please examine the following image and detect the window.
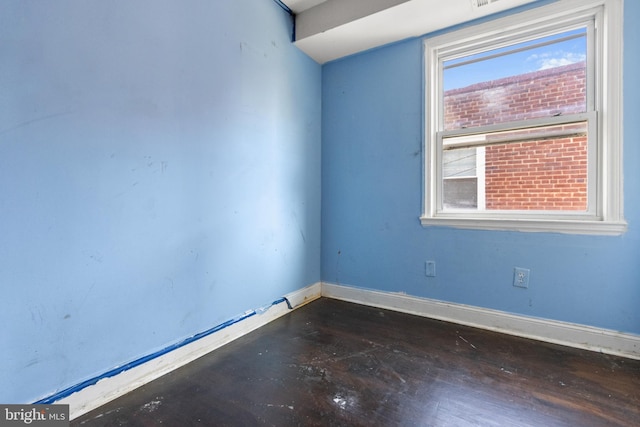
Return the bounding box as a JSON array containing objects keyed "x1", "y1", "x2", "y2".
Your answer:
[{"x1": 422, "y1": 0, "x2": 625, "y2": 235}]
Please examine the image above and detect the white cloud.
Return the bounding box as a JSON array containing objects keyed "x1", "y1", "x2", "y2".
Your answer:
[{"x1": 527, "y1": 51, "x2": 586, "y2": 70}]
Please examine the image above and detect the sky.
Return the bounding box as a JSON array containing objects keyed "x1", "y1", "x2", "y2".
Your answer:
[{"x1": 444, "y1": 27, "x2": 587, "y2": 91}]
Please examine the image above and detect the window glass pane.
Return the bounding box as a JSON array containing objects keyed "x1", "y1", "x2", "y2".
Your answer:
[
  {"x1": 443, "y1": 29, "x2": 587, "y2": 131},
  {"x1": 443, "y1": 178, "x2": 478, "y2": 209},
  {"x1": 442, "y1": 121, "x2": 588, "y2": 212},
  {"x1": 443, "y1": 147, "x2": 476, "y2": 178}
]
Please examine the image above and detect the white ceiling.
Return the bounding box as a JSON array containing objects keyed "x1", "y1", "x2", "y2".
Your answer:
[
  {"x1": 283, "y1": 0, "x2": 328, "y2": 14},
  {"x1": 282, "y1": 0, "x2": 540, "y2": 64}
]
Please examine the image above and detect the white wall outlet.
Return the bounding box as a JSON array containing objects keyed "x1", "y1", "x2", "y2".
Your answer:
[
  {"x1": 513, "y1": 267, "x2": 530, "y2": 288},
  {"x1": 425, "y1": 261, "x2": 436, "y2": 277}
]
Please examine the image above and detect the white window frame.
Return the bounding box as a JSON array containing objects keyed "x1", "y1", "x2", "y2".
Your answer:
[{"x1": 421, "y1": 0, "x2": 626, "y2": 235}]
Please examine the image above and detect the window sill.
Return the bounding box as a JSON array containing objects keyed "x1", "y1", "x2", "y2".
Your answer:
[{"x1": 419, "y1": 216, "x2": 627, "y2": 235}]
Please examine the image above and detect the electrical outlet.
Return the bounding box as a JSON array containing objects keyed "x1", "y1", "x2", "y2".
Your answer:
[
  {"x1": 425, "y1": 261, "x2": 436, "y2": 277},
  {"x1": 513, "y1": 267, "x2": 530, "y2": 288}
]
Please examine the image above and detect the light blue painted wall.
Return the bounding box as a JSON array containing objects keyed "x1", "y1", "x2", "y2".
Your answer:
[
  {"x1": 0, "y1": 0, "x2": 321, "y2": 403},
  {"x1": 321, "y1": 1, "x2": 640, "y2": 335}
]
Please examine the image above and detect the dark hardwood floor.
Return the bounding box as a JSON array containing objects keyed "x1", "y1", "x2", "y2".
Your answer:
[{"x1": 73, "y1": 298, "x2": 640, "y2": 426}]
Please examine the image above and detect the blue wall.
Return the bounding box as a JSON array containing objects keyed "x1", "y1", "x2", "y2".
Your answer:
[
  {"x1": 0, "y1": 0, "x2": 321, "y2": 403},
  {"x1": 321, "y1": 1, "x2": 640, "y2": 335},
  {"x1": 3, "y1": 0, "x2": 638, "y2": 406}
]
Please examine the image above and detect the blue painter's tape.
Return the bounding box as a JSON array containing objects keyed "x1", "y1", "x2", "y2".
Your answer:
[
  {"x1": 272, "y1": 0, "x2": 293, "y2": 15},
  {"x1": 35, "y1": 297, "x2": 291, "y2": 405},
  {"x1": 271, "y1": 296, "x2": 293, "y2": 310},
  {"x1": 271, "y1": 0, "x2": 295, "y2": 42}
]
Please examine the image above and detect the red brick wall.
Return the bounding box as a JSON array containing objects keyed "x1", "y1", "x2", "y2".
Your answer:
[
  {"x1": 444, "y1": 63, "x2": 587, "y2": 211},
  {"x1": 484, "y1": 136, "x2": 587, "y2": 210}
]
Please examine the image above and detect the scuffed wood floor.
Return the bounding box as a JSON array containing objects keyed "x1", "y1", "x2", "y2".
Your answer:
[{"x1": 73, "y1": 298, "x2": 640, "y2": 426}]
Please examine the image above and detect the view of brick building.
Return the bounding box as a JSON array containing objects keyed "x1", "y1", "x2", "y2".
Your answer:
[{"x1": 443, "y1": 62, "x2": 587, "y2": 211}]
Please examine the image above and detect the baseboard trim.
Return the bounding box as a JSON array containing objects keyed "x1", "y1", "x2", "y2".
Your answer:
[
  {"x1": 321, "y1": 282, "x2": 640, "y2": 361},
  {"x1": 47, "y1": 282, "x2": 322, "y2": 420},
  {"x1": 43, "y1": 280, "x2": 639, "y2": 420}
]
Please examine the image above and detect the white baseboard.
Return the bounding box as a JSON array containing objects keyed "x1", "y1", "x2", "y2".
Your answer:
[
  {"x1": 54, "y1": 280, "x2": 639, "y2": 420},
  {"x1": 321, "y1": 282, "x2": 640, "y2": 361},
  {"x1": 60, "y1": 282, "x2": 322, "y2": 420},
  {"x1": 286, "y1": 281, "x2": 323, "y2": 308}
]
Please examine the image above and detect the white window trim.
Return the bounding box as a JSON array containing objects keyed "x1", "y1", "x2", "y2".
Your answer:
[{"x1": 421, "y1": 0, "x2": 626, "y2": 235}]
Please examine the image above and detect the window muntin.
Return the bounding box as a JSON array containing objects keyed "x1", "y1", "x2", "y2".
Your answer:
[{"x1": 422, "y1": 0, "x2": 625, "y2": 235}]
